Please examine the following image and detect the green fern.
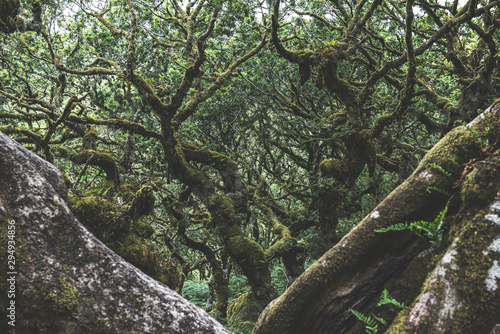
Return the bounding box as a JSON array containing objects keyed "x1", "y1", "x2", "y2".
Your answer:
[
  {"x1": 375, "y1": 206, "x2": 448, "y2": 246},
  {"x1": 350, "y1": 309, "x2": 379, "y2": 334},
  {"x1": 372, "y1": 314, "x2": 387, "y2": 326},
  {"x1": 426, "y1": 186, "x2": 450, "y2": 195},
  {"x1": 377, "y1": 289, "x2": 404, "y2": 311},
  {"x1": 374, "y1": 223, "x2": 410, "y2": 233},
  {"x1": 427, "y1": 163, "x2": 453, "y2": 179},
  {"x1": 350, "y1": 289, "x2": 404, "y2": 333},
  {"x1": 411, "y1": 206, "x2": 447, "y2": 246},
  {"x1": 424, "y1": 163, "x2": 454, "y2": 195},
  {"x1": 459, "y1": 111, "x2": 495, "y2": 147}
]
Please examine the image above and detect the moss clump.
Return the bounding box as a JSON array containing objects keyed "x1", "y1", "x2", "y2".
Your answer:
[
  {"x1": 227, "y1": 292, "x2": 263, "y2": 327},
  {"x1": 117, "y1": 183, "x2": 137, "y2": 202},
  {"x1": 261, "y1": 205, "x2": 297, "y2": 261},
  {"x1": 264, "y1": 235, "x2": 295, "y2": 259},
  {"x1": 46, "y1": 278, "x2": 81, "y2": 313},
  {"x1": 225, "y1": 231, "x2": 273, "y2": 298},
  {"x1": 209, "y1": 195, "x2": 236, "y2": 222},
  {"x1": 419, "y1": 126, "x2": 480, "y2": 177},
  {"x1": 319, "y1": 134, "x2": 376, "y2": 184},
  {"x1": 461, "y1": 156, "x2": 500, "y2": 208},
  {"x1": 328, "y1": 109, "x2": 347, "y2": 127},
  {"x1": 69, "y1": 187, "x2": 179, "y2": 289},
  {"x1": 319, "y1": 158, "x2": 350, "y2": 181},
  {"x1": 68, "y1": 194, "x2": 128, "y2": 237},
  {"x1": 82, "y1": 126, "x2": 98, "y2": 150},
  {"x1": 71, "y1": 150, "x2": 120, "y2": 185},
  {"x1": 226, "y1": 233, "x2": 267, "y2": 271},
  {"x1": 127, "y1": 186, "x2": 155, "y2": 220}
]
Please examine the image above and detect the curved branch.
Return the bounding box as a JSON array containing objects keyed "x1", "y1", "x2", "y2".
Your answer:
[
  {"x1": 71, "y1": 149, "x2": 120, "y2": 185},
  {"x1": 67, "y1": 115, "x2": 161, "y2": 140}
]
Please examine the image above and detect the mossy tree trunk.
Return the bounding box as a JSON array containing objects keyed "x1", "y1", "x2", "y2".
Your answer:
[
  {"x1": 0, "y1": 132, "x2": 230, "y2": 334},
  {"x1": 253, "y1": 99, "x2": 500, "y2": 334}
]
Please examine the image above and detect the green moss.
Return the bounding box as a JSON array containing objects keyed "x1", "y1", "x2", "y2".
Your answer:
[
  {"x1": 461, "y1": 156, "x2": 500, "y2": 208},
  {"x1": 259, "y1": 204, "x2": 296, "y2": 260},
  {"x1": 117, "y1": 183, "x2": 137, "y2": 202},
  {"x1": 112, "y1": 232, "x2": 179, "y2": 289},
  {"x1": 61, "y1": 171, "x2": 73, "y2": 189},
  {"x1": 209, "y1": 195, "x2": 236, "y2": 221},
  {"x1": 69, "y1": 189, "x2": 179, "y2": 289},
  {"x1": 46, "y1": 278, "x2": 81, "y2": 313},
  {"x1": 227, "y1": 292, "x2": 262, "y2": 327},
  {"x1": 120, "y1": 234, "x2": 149, "y2": 261},
  {"x1": 318, "y1": 134, "x2": 376, "y2": 184},
  {"x1": 82, "y1": 126, "x2": 98, "y2": 147},
  {"x1": 419, "y1": 126, "x2": 479, "y2": 177},
  {"x1": 227, "y1": 234, "x2": 267, "y2": 270},
  {"x1": 68, "y1": 194, "x2": 128, "y2": 237},
  {"x1": 445, "y1": 212, "x2": 500, "y2": 332},
  {"x1": 328, "y1": 109, "x2": 347, "y2": 126},
  {"x1": 207, "y1": 195, "x2": 275, "y2": 302},
  {"x1": 386, "y1": 160, "x2": 500, "y2": 332},
  {"x1": 319, "y1": 158, "x2": 350, "y2": 181}
]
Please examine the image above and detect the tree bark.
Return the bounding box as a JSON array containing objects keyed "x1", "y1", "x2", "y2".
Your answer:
[
  {"x1": 0, "y1": 132, "x2": 230, "y2": 333},
  {"x1": 253, "y1": 99, "x2": 500, "y2": 334}
]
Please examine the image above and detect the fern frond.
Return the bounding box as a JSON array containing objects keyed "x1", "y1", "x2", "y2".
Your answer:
[
  {"x1": 366, "y1": 325, "x2": 379, "y2": 334},
  {"x1": 410, "y1": 221, "x2": 435, "y2": 239},
  {"x1": 377, "y1": 289, "x2": 404, "y2": 309},
  {"x1": 350, "y1": 309, "x2": 377, "y2": 327},
  {"x1": 426, "y1": 186, "x2": 450, "y2": 195},
  {"x1": 427, "y1": 163, "x2": 453, "y2": 179},
  {"x1": 433, "y1": 206, "x2": 448, "y2": 225},
  {"x1": 380, "y1": 289, "x2": 389, "y2": 300},
  {"x1": 372, "y1": 314, "x2": 387, "y2": 325},
  {"x1": 374, "y1": 223, "x2": 410, "y2": 233},
  {"x1": 376, "y1": 206, "x2": 448, "y2": 246}
]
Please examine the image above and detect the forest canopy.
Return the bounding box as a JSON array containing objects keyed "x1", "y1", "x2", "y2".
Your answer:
[{"x1": 1, "y1": 0, "x2": 499, "y2": 331}]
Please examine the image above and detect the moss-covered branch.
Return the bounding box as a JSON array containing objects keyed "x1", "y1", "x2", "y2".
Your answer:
[
  {"x1": 67, "y1": 115, "x2": 161, "y2": 139},
  {"x1": 182, "y1": 142, "x2": 242, "y2": 193},
  {"x1": 71, "y1": 149, "x2": 120, "y2": 185},
  {"x1": 84, "y1": 4, "x2": 129, "y2": 37}
]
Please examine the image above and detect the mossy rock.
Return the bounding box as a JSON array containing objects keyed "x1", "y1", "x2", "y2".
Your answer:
[{"x1": 44, "y1": 278, "x2": 82, "y2": 314}]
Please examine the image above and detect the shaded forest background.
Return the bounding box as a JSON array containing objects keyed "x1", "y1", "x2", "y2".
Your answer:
[{"x1": 1, "y1": 0, "x2": 500, "y2": 332}]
